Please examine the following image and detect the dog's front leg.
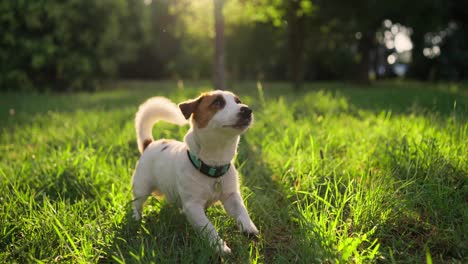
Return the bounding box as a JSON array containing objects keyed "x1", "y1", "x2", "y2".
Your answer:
[
  {"x1": 183, "y1": 201, "x2": 231, "y2": 254},
  {"x1": 221, "y1": 192, "x2": 259, "y2": 236}
]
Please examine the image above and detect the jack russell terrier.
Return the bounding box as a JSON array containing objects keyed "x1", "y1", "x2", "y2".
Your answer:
[{"x1": 132, "y1": 90, "x2": 259, "y2": 254}]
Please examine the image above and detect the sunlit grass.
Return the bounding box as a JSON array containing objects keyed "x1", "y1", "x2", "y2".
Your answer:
[{"x1": 1, "y1": 81, "x2": 466, "y2": 263}]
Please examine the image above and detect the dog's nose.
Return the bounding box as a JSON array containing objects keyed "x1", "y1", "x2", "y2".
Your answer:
[{"x1": 239, "y1": 106, "x2": 252, "y2": 118}]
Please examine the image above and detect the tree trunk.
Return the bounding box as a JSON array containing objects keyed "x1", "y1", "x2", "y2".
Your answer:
[
  {"x1": 356, "y1": 31, "x2": 373, "y2": 84},
  {"x1": 407, "y1": 31, "x2": 429, "y2": 80},
  {"x1": 287, "y1": 0, "x2": 306, "y2": 90},
  {"x1": 213, "y1": 0, "x2": 226, "y2": 90}
]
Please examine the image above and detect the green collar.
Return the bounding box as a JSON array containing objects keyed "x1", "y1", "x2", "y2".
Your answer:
[{"x1": 187, "y1": 150, "x2": 230, "y2": 178}]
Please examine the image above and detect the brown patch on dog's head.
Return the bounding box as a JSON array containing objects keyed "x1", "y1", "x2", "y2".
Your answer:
[
  {"x1": 142, "y1": 139, "x2": 152, "y2": 151},
  {"x1": 193, "y1": 93, "x2": 226, "y2": 128},
  {"x1": 178, "y1": 92, "x2": 226, "y2": 128}
]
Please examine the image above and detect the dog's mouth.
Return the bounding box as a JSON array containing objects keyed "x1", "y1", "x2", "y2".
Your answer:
[{"x1": 223, "y1": 117, "x2": 252, "y2": 129}]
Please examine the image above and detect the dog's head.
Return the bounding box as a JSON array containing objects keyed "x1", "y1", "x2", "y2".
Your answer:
[{"x1": 178, "y1": 90, "x2": 253, "y2": 133}]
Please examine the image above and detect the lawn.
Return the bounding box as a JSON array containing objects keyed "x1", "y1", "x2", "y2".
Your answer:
[{"x1": 1, "y1": 81, "x2": 467, "y2": 263}]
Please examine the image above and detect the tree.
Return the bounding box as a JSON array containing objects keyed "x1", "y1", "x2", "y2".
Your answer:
[
  {"x1": 317, "y1": 0, "x2": 454, "y2": 83},
  {"x1": 234, "y1": 0, "x2": 315, "y2": 88},
  {"x1": 287, "y1": 0, "x2": 308, "y2": 89},
  {"x1": 0, "y1": 0, "x2": 146, "y2": 92},
  {"x1": 213, "y1": 0, "x2": 226, "y2": 90},
  {"x1": 119, "y1": 0, "x2": 178, "y2": 80}
]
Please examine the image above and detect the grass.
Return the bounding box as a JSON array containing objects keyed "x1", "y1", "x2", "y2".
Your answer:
[{"x1": 0, "y1": 80, "x2": 467, "y2": 263}]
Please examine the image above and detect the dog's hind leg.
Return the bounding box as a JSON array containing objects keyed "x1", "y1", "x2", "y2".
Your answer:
[
  {"x1": 131, "y1": 173, "x2": 152, "y2": 220},
  {"x1": 132, "y1": 194, "x2": 148, "y2": 221}
]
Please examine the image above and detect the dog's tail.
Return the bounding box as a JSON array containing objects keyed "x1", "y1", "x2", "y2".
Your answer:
[{"x1": 135, "y1": 97, "x2": 187, "y2": 153}]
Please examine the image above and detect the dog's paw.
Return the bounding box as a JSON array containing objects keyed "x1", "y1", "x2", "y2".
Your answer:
[
  {"x1": 242, "y1": 225, "x2": 259, "y2": 240},
  {"x1": 239, "y1": 222, "x2": 259, "y2": 236},
  {"x1": 243, "y1": 230, "x2": 260, "y2": 240},
  {"x1": 215, "y1": 240, "x2": 231, "y2": 255},
  {"x1": 132, "y1": 210, "x2": 142, "y2": 221},
  {"x1": 221, "y1": 243, "x2": 232, "y2": 255}
]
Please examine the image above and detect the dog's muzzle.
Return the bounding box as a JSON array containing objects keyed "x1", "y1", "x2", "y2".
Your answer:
[
  {"x1": 232, "y1": 106, "x2": 252, "y2": 129},
  {"x1": 239, "y1": 106, "x2": 252, "y2": 119}
]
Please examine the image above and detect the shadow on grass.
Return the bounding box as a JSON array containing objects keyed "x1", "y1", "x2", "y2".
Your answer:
[
  {"x1": 376, "y1": 137, "x2": 467, "y2": 261},
  {"x1": 0, "y1": 81, "x2": 208, "y2": 128},
  {"x1": 238, "y1": 137, "x2": 335, "y2": 262},
  {"x1": 2, "y1": 81, "x2": 465, "y2": 128},
  {"x1": 0, "y1": 92, "x2": 148, "y2": 128},
  {"x1": 101, "y1": 198, "x2": 226, "y2": 264},
  {"x1": 332, "y1": 82, "x2": 466, "y2": 117},
  {"x1": 255, "y1": 81, "x2": 467, "y2": 120},
  {"x1": 36, "y1": 169, "x2": 102, "y2": 203}
]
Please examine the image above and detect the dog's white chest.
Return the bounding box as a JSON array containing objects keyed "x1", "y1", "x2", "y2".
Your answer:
[{"x1": 203, "y1": 178, "x2": 224, "y2": 208}]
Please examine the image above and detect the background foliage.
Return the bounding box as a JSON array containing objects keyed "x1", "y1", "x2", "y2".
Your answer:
[
  {"x1": 0, "y1": 0, "x2": 147, "y2": 91},
  {"x1": 1, "y1": 0, "x2": 467, "y2": 91}
]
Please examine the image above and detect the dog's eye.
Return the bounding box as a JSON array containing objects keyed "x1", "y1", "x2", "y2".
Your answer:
[
  {"x1": 212, "y1": 96, "x2": 225, "y2": 108},
  {"x1": 234, "y1": 97, "x2": 241, "y2": 104}
]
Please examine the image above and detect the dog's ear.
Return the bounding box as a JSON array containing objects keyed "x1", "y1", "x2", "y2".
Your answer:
[{"x1": 178, "y1": 97, "x2": 202, "y2": 120}]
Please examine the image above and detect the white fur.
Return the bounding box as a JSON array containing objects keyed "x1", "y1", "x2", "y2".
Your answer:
[
  {"x1": 135, "y1": 97, "x2": 188, "y2": 153},
  {"x1": 132, "y1": 91, "x2": 258, "y2": 254}
]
